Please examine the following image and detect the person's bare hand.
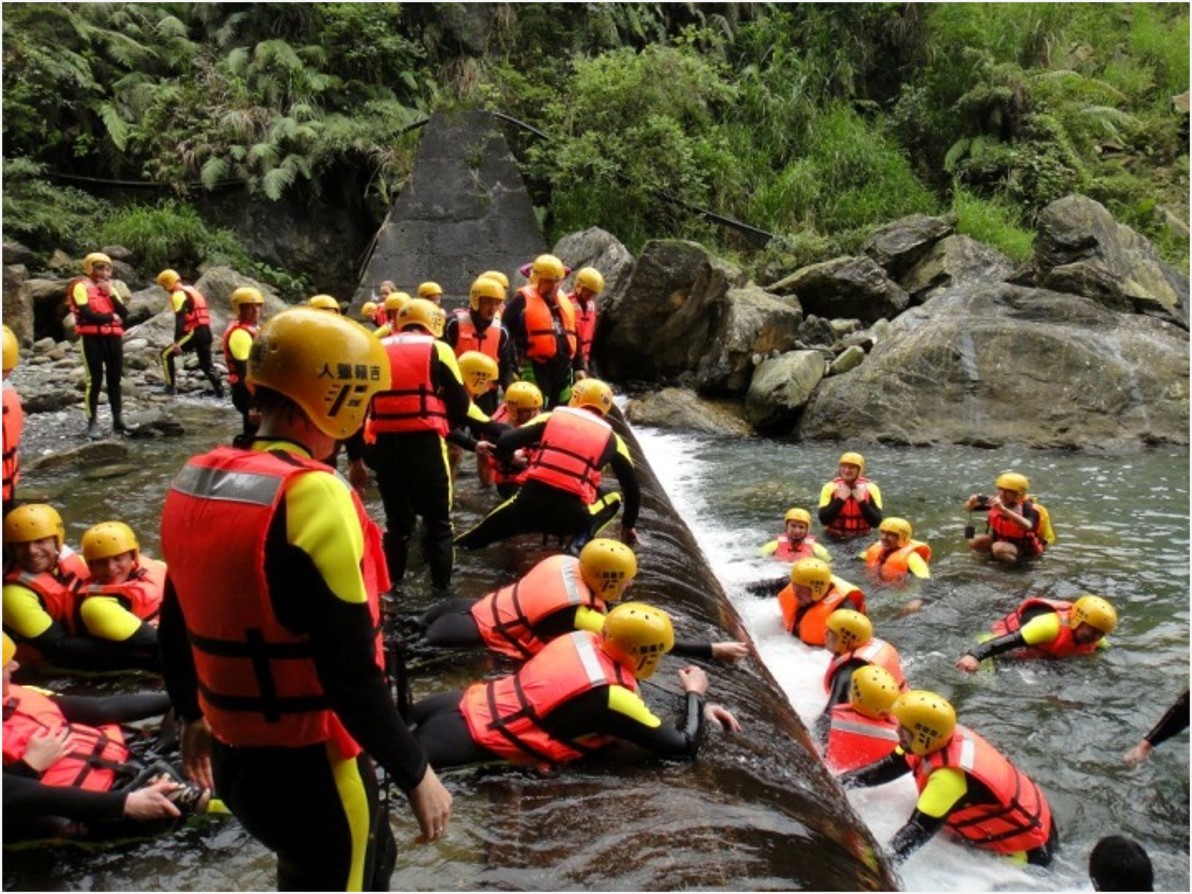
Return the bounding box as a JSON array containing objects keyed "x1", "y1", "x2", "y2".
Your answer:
[
  {"x1": 853, "y1": 483, "x2": 868, "y2": 501},
  {"x1": 1123, "y1": 740, "x2": 1153, "y2": 767},
  {"x1": 620, "y1": 526, "x2": 639, "y2": 547},
  {"x1": 955, "y1": 655, "x2": 981, "y2": 673},
  {"x1": 348, "y1": 459, "x2": 369, "y2": 495},
  {"x1": 704, "y1": 703, "x2": 742, "y2": 733},
  {"x1": 833, "y1": 483, "x2": 851, "y2": 501},
  {"x1": 24, "y1": 727, "x2": 72, "y2": 772},
  {"x1": 710, "y1": 641, "x2": 750, "y2": 663},
  {"x1": 181, "y1": 717, "x2": 214, "y2": 791},
  {"x1": 409, "y1": 765, "x2": 453, "y2": 843},
  {"x1": 678, "y1": 665, "x2": 709, "y2": 695},
  {"x1": 123, "y1": 776, "x2": 183, "y2": 821},
  {"x1": 475, "y1": 441, "x2": 494, "y2": 458}
]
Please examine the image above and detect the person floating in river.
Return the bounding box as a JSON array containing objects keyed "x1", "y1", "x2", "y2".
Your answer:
[
  {"x1": 818, "y1": 452, "x2": 882, "y2": 541},
  {"x1": 955, "y1": 594, "x2": 1116, "y2": 673},
  {"x1": 963, "y1": 472, "x2": 1054, "y2": 564},
  {"x1": 814, "y1": 610, "x2": 906, "y2": 743},
  {"x1": 862, "y1": 517, "x2": 931, "y2": 583},
  {"x1": 776, "y1": 557, "x2": 866, "y2": 647},
  {"x1": 760, "y1": 507, "x2": 832, "y2": 563}
]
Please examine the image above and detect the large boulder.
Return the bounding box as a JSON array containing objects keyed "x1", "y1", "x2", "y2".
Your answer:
[
  {"x1": 769, "y1": 256, "x2": 909, "y2": 324},
  {"x1": 744, "y1": 350, "x2": 827, "y2": 432},
  {"x1": 553, "y1": 227, "x2": 635, "y2": 302},
  {"x1": 899, "y1": 235, "x2": 1015, "y2": 303},
  {"x1": 798, "y1": 283, "x2": 1190, "y2": 449},
  {"x1": 3, "y1": 265, "x2": 34, "y2": 343},
  {"x1": 861, "y1": 213, "x2": 957, "y2": 280},
  {"x1": 1032, "y1": 194, "x2": 1189, "y2": 327},
  {"x1": 623, "y1": 387, "x2": 753, "y2": 436}
]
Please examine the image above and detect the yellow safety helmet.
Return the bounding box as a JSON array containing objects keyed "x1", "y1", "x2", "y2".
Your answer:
[
  {"x1": 307, "y1": 294, "x2": 341, "y2": 314},
  {"x1": 790, "y1": 557, "x2": 833, "y2": 601},
  {"x1": 995, "y1": 472, "x2": 1030, "y2": 496},
  {"x1": 849, "y1": 666, "x2": 901, "y2": 720},
  {"x1": 838, "y1": 452, "x2": 866, "y2": 473},
  {"x1": 784, "y1": 507, "x2": 812, "y2": 526},
  {"x1": 230, "y1": 286, "x2": 265, "y2": 311},
  {"x1": 879, "y1": 517, "x2": 912, "y2": 546},
  {"x1": 2, "y1": 325, "x2": 19, "y2": 374},
  {"x1": 81, "y1": 521, "x2": 139, "y2": 562},
  {"x1": 457, "y1": 351, "x2": 499, "y2": 397},
  {"x1": 1071, "y1": 594, "x2": 1118, "y2": 635},
  {"x1": 573, "y1": 266, "x2": 605, "y2": 295},
  {"x1": 504, "y1": 381, "x2": 543, "y2": 414},
  {"x1": 3, "y1": 503, "x2": 65, "y2": 549},
  {"x1": 396, "y1": 297, "x2": 446, "y2": 337},
  {"x1": 156, "y1": 269, "x2": 181, "y2": 290},
  {"x1": 480, "y1": 270, "x2": 510, "y2": 291},
  {"x1": 568, "y1": 378, "x2": 614, "y2": 416},
  {"x1": 530, "y1": 253, "x2": 566, "y2": 285},
  {"x1": 361, "y1": 301, "x2": 378, "y2": 319},
  {"x1": 417, "y1": 281, "x2": 443, "y2": 301},
  {"x1": 601, "y1": 602, "x2": 674, "y2": 680},
  {"x1": 383, "y1": 291, "x2": 411, "y2": 314},
  {"x1": 825, "y1": 609, "x2": 873, "y2": 654},
  {"x1": 578, "y1": 538, "x2": 638, "y2": 601},
  {"x1": 247, "y1": 307, "x2": 390, "y2": 439},
  {"x1": 892, "y1": 690, "x2": 956, "y2": 756},
  {"x1": 469, "y1": 276, "x2": 506, "y2": 310},
  {"x1": 2, "y1": 631, "x2": 15, "y2": 666},
  {"x1": 82, "y1": 252, "x2": 113, "y2": 274}
]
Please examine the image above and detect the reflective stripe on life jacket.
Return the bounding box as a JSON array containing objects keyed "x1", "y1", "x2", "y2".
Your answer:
[
  {"x1": 470, "y1": 555, "x2": 605, "y2": 660},
  {"x1": 777, "y1": 577, "x2": 866, "y2": 647},
  {"x1": 368, "y1": 333, "x2": 449, "y2": 438},
  {"x1": 451, "y1": 309, "x2": 503, "y2": 363},
  {"x1": 987, "y1": 499, "x2": 1044, "y2": 553},
  {"x1": 824, "y1": 476, "x2": 876, "y2": 538},
  {"x1": 160, "y1": 446, "x2": 387, "y2": 752},
  {"x1": 81, "y1": 557, "x2": 167, "y2": 626},
  {"x1": 461, "y1": 630, "x2": 636, "y2": 766},
  {"x1": 3, "y1": 380, "x2": 24, "y2": 502},
  {"x1": 823, "y1": 638, "x2": 906, "y2": 693},
  {"x1": 68, "y1": 278, "x2": 123, "y2": 337},
  {"x1": 772, "y1": 534, "x2": 822, "y2": 563},
  {"x1": 519, "y1": 287, "x2": 577, "y2": 362},
  {"x1": 825, "y1": 704, "x2": 901, "y2": 772},
  {"x1": 178, "y1": 285, "x2": 211, "y2": 333},
  {"x1": 522, "y1": 407, "x2": 611, "y2": 503},
  {"x1": 912, "y1": 725, "x2": 1053, "y2": 855},
  {"x1": 990, "y1": 597, "x2": 1097, "y2": 659},
  {"x1": 3, "y1": 685, "x2": 131, "y2": 792},
  {"x1": 221, "y1": 321, "x2": 258, "y2": 386},
  {"x1": 863, "y1": 540, "x2": 932, "y2": 582},
  {"x1": 2, "y1": 549, "x2": 90, "y2": 634}
]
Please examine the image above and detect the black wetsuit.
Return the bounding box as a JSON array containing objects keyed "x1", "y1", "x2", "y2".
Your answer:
[{"x1": 1142, "y1": 689, "x2": 1190, "y2": 749}]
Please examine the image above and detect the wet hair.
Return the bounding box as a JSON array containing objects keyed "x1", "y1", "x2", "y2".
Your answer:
[{"x1": 1089, "y1": 835, "x2": 1153, "y2": 891}]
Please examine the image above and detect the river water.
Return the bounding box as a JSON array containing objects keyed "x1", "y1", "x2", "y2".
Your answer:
[{"x1": 4, "y1": 399, "x2": 1188, "y2": 891}]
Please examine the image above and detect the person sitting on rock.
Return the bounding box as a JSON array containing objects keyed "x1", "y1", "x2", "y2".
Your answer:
[
  {"x1": 963, "y1": 472, "x2": 1054, "y2": 564},
  {"x1": 818, "y1": 452, "x2": 882, "y2": 541},
  {"x1": 760, "y1": 507, "x2": 832, "y2": 563},
  {"x1": 956, "y1": 594, "x2": 1116, "y2": 673}
]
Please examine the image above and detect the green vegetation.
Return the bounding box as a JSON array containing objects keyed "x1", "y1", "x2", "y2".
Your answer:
[{"x1": 3, "y1": 3, "x2": 1187, "y2": 282}]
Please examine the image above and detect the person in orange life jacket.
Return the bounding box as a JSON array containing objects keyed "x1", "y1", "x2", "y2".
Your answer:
[
  {"x1": 776, "y1": 557, "x2": 866, "y2": 647},
  {"x1": 157, "y1": 308, "x2": 452, "y2": 891},
  {"x1": 346, "y1": 298, "x2": 473, "y2": 593},
  {"x1": 68, "y1": 253, "x2": 131, "y2": 439},
  {"x1": 838, "y1": 690, "x2": 1057, "y2": 866},
  {"x1": 445, "y1": 351, "x2": 511, "y2": 490},
  {"x1": 419, "y1": 538, "x2": 749, "y2": 663},
  {"x1": 964, "y1": 471, "x2": 1044, "y2": 563},
  {"x1": 1, "y1": 633, "x2": 205, "y2": 842},
  {"x1": 814, "y1": 609, "x2": 906, "y2": 743},
  {"x1": 862, "y1": 516, "x2": 931, "y2": 615},
  {"x1": 409, "y1": 602, "x2": 741, "y2": 769},
  {"x1": 444, "y1": 277, "x2": 514, "y2": 416},
  {"x1": 818, "y1": 452, "x2": 883, "y2": 541},
  {"x1": 372, "y1": 290, "x2": 412, "y2": 340},
  {"x1": 823, "y1": 665, "x2": 902, "y2": 773},
  {"x1": 481, "y1": 380, "x2": 545, "y2": 499},
  {"x1": 760, "y1": 507, "x2": 833, "y2": 563},
  {"x1": 223, "y1": 287, "x2": 265, "y2": 444},
  {"x1": 956, "y1": 594, "x2": 1117, "y2": 673},
  {"x1": 156, "y1": 269, "x2": 223, "y2": 399},
  {"x1": 454, "y1": 378, "x2": 642, "y2": 551},
  {"x1": 3, "y1": 324, "x2": 25, "y2": 515},
  {"x1": 567, "y1": 266, "x2": 604, "y2": 371},
  {"x1": 1124, "y1": 689, "x2": 1189, "y2": 766},
  {"x1": 503, "y1": 254, "x2": 584, "y2": 409},
  {"x1": 479, "y1": 269, "x2": 510, "y2": 316},
  {"x1": 75, "y1": 521, "x2": 165, "y2": 670}
]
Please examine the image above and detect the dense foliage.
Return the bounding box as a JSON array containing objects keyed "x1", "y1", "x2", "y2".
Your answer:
[{"x1": 3, "y1": 2, "x2": 1187, "y2": 287}]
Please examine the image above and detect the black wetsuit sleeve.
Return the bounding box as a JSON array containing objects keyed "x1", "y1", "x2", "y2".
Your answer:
[
  {"x1": 442, "y1": 317, "x2": 460, "y2": 351},
  {"x1": 112, "y1": 296, "x2": 130, "y2": 323},
  {"x1": 343, "y1": 430, "x2": 367, "y2": 463},
  {"x1": 536, "y1": 607, "x2": 584, "y2": 641},
  {"x1": 3, "y1": 771, "x2": 127, "y2": 823},
  {"x1": 494, "y1": 418, "x2": 546, "y2": 462},
  {"x1": 265, "y1": 511, "x2": 428, "y2": 793},
  {"x1": 497, "y1": 329, "x2": 516, "y2": 388},
  {"x1": 671, "y1": 639, "x2": 714, "y2": 660},
  {"x1": 74, "y1": 296, "x2": 116, "y2": 326},
  {"x1": 889, "y1": 809, "x2": 948, "y2": 863},
  {"x1": 446, "y1": 428, "x2": 478, "y2": 451},
  {"x1": 503, "y1": 294, "x2": 528, "y2": 360},
  {"x1": 814, "y1": 663, "x2": 859, "y2": 742},
  {"x1": 1145, "y1": 689, "x2": 1190, "y2": 747},
  {"x1": 33, "y1": 625, "x2": 159, "y2": 673},
  {"x1": 435, "y1": 353, "x2": 474, "y2": 432},
  {"x1": 172, "y1": 299, "x2": 189, "y2": 342},
  {"x1": 56, "y1": 693, "x2": 172, "y2": 726},
  {"x1": 838, "y1": 750, "x2": 911, "y2": 788},
  {"x1": 543, "y1": 687, "x2": 707, "y2": 760},
  {"x1": 967, "y1": 631, "x2": 1027, "y2": 662},
  {"x1": 859, "y1": 499, "x2": 883, "y2": 528},
  {"x1": 819, "y1": 498, "x2": 844, "y2": 526},
  {"x1": 745, "y1": 576, "x2": 789, "y2": 597},
  {"x1": 607, "y1": 441, "x2": 641, "y2": 529},
  {"x1": 158, "y1": 576, "x2": 203, "y2": 722}
]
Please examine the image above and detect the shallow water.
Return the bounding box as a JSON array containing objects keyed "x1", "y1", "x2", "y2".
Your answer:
[{"x1": 634, "y1": 429, "x2": 1190, "y2": 892}]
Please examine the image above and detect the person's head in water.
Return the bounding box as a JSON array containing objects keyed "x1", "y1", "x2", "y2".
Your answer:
[{"x1": 1089, "y1": 835, "x2": 1153, "y2": 891}]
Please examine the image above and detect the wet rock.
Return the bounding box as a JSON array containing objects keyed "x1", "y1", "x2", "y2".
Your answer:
[
  {"x1": 744, "y1": 350, "x2": 827, "y2": 432},
  {"x1": 770, "y1": 256, "x2": 908, "y2": 324},
  {"x1": 862, "y1": 213, "x2": 957, "y2": 279},
  {"x1": 82, "y1": 463, "x2": 142, "y2": 480},
  {"x1": 827, "y1": 345, "x2": 866, "y2": 376},
  {"x1": 623, "y1": 387, "x2": 753, "y2": 436},
  {"x1": 553, "y1": 227, "x2": 635, "y2": 304},
  {"x1": 25, "y1": 440, "x2": 131, "y2": 471},
  {"x1": 797, "y1": 314, "x2": 837, "y2": 347},
  {"x1": 3, "y1": 265, "x2": 34, "y2": 343},
  {"x1": 3, "y1": 241, "x2": 35, "y2": 266},
  {"x1": 899, "y1": 235, "x2": 1015, "y2": 303}
]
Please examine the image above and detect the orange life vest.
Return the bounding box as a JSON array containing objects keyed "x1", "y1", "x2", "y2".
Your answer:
[
  {"x1": 3, "y1": 685, "x2": 131, "y2": 792},
  {"x1": 367, "y1": 333, "x2": 449, "y2": 439},
  {"x1": 221, "y1": 321, "x2": 259, "y2": 386},
  {"x1": 822, "y1": 637, "x2": 906, "y2": 693},
  {"x1": 2, "y1": 380, "x2": 23, "y2": 503},
  {"x1": 990, "y1": 597, "x2": 1098, "y2": 659},
  {"x1": 2, "y1": 549, "x2": 91, "y2": 634},
  {"x1": 987, "y1": 500, "x2": 1043, "y2": 553},
  {"x1": 450, "y1": 309, "x2": 503, "y2": 362},
  {"x1": 777, "y1": 578, "x2": 866, "y2": 647},
  {"x1": 910, "y1": 725, "x2": 1053, "y2": 855},
  {"x1": 80, "y1": 557, "x2": 167, "y2": 627},
  {"x1": 569, "y1": 292, "x2": 597, "y2": 366},
  {"x1": 823, "y1": 477, "x2": 876, "y2": 538},
  {"x1": 519, "y1": 286, "x2": 577, "y2": 362},
  {"x1": 825, "y1": 704, "x2": 901, "y2": 773},
  {"x1": 160, "y1": 446, "x2": 387, "y2": 753},
  {"x1": 771, "y1": 534, "x2": 823, "y2": 563},
  {"x1": 863, "y1": 540, "x2": 932, "y2": 582},
  {"x1": 461, "y1": 630, "x2": 637, "y2": 766},
  {"x1": 522, "y1": 407, "x2": 611, "y2": 503},
  {"x1": 484, "y1": 404, "x2": 531, "y2": 488},
  {"x1": 471, "y1": 555, "x2": 605, "y2": 660},
  {"x1": 68, "y1": 278, "x2": 123, "y2": 337},
  {"x1": 177, "y1": 285, "x2": 211, "y2": 333},
  {"x1": 372, "y1": 307, "x2": 388, "y2": 328}
]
